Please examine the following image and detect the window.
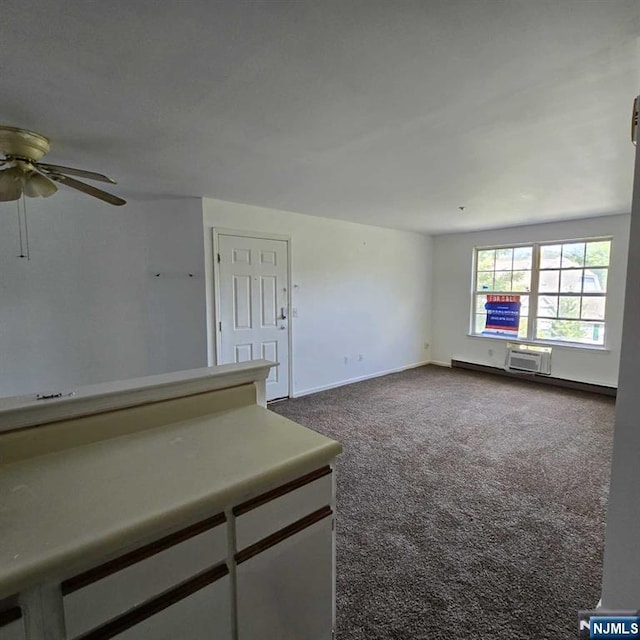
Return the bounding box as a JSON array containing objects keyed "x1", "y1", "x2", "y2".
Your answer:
[{"x1": 472, "y1": 238, "x2": 611, "y2": 346}]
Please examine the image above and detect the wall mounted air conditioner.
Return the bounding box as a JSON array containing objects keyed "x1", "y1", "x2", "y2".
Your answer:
[{"x1": 505, "y1": 344, "x2": 552, "y2": 375}]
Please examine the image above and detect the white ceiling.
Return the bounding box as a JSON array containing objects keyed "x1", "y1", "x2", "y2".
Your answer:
[{"x1": 1, "y1": 1, "x2": 639, "y2": 234}]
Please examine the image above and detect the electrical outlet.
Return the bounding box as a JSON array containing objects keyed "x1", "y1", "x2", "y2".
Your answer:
[
  {"x1": 343, "y1": 356, "x2": 349, "y2": 364},
  {"x1": 424, "y1": 342, "x2": 430, "y2": 350}
]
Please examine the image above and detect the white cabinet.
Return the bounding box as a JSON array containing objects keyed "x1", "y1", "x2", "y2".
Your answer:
[
  {"x1": 236, "y1": 514, "x2": 334, "y2": 640},
  {"x1": 7, "y1": 467, "x2": 336, "y2": 640}
]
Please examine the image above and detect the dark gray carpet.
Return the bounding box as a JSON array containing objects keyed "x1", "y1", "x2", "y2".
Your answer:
[{"x1": 270, "y1": 365, "x2": 615, "y2": 640}]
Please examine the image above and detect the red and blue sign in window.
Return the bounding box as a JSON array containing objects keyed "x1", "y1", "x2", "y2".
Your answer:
[{"x1": 483, "y1": 294, "x2": 521, "y2": 337}]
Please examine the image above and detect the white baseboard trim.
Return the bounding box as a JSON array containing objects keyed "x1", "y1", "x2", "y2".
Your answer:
[
  {"x1": 292, "y1": 360, "x2": 431, "y2": 398},
  {"x1": 429, "y1": 360, "x2": 451, "y2": 368}
]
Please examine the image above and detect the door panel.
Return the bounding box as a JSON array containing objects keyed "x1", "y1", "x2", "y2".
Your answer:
[
  {"x1": 260, "y1": 277, "x2": 277, "y2": 328},
  {"x1": 218, "y1": 234, "x2": 289, "y2": 400},
  {"x1": 235, "y1": 344, "x2": 253, "y2": 362},
  {"x1": 233, "y1": 276, "x2": 252, "y2": 329}
]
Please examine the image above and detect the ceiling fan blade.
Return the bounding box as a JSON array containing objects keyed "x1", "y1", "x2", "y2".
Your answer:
[
  {"x1": 48, "y1": 174, "x2": 126, "y2": 206},
  {"x1": 23, "y1": 172, "x2": 58, "y2": 198},
  {"x1": 36, "y1": 162, "x2": 117, "y2": 184},
  {"x1": 0, "y1": 166, "x2": 24, "y2": 201}
]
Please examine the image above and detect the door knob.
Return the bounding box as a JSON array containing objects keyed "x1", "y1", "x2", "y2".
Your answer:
[{"x1": 280, "y1": 307, "x2": 287, "y2": 320}]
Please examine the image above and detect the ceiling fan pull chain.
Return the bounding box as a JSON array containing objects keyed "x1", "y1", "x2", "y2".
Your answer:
[
  {"x1": 22, "y1": 194, "x2": 30, "y2": 260},
  {"x1": 16, "y1": 198, "x2": 25, "y2": 259}
]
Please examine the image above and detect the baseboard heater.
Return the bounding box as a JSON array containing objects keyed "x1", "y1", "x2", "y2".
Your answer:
[{"x1": 450, "y1": 359, "x2": 616, "y2": 397}]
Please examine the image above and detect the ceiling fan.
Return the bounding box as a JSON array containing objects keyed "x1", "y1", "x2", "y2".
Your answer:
[{"x1": 0, "y1": 126, "x2": 126, "y2": 206}]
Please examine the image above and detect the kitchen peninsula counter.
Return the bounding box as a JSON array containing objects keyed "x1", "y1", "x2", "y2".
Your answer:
[{"x1": 0, "y1": 361, "x2": 341, "y2": 640}]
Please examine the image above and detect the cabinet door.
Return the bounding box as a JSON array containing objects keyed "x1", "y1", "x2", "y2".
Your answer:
[
  {"x1": 114, "y1": 577, "x2": 231, "y2": 640},
  {"x1": 236, "y1": 513, "x2": 333, "y2": 640}
]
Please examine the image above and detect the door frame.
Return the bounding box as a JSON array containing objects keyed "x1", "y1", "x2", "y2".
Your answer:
[{"x1": 207, "y1": 227, "x2": 293, "y2": 400}]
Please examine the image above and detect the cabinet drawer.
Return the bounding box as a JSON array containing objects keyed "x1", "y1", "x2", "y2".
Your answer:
[
  {"x1": 63, "y1": 514, "x2": 227, "y2": 638},
  {"x1": 234, "y1": 467, "x2": 332, "y2": 551}
]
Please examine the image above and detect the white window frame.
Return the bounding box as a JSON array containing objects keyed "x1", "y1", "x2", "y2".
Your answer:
[{"x1": 471, "y1": 236, "x2": 612, "y2": 348}]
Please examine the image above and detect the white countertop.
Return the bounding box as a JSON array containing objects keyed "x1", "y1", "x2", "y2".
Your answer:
[{"x1": 0, "y1": 404, "x2": 342, "y2": 599}]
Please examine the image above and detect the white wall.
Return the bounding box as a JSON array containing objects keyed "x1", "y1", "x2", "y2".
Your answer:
[
  {"x1": 203, "y1": 198, "x2": 432, "y2": 396},
  {"x1": 143, "y1": 199, "x2": 208, "y2": 375},
  {"x1": 0, "y1": 194, "x2": 206, "y2": 397},
  {"x1": 431, "y1": 214, "x2": 630, "y2": 387}
]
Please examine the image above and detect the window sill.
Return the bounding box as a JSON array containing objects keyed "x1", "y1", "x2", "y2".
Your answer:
[{"x1": 467, "y1": 333, "x2": 610, "y2": 352}]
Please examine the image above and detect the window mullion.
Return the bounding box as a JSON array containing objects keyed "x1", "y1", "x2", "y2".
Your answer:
[{"x1": 529, "y1": 243, "x2": 540, "y2": 341}]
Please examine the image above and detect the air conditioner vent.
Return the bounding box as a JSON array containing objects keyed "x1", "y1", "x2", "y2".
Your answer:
[
  {"x1": 505, "y1": 344, "x2": 552, "y2": 375},
  {"x1": 509, "y1": 355, "x2": 540, "y2": 372}
]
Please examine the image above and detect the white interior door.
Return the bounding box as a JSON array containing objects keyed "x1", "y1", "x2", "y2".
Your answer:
[{"x1": 217, "y1": 234, "x2": 289, "y2": 400}]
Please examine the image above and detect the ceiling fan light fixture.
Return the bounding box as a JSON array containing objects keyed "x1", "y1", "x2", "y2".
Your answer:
[
  {"x1": 23, "y1": 171, "x2": 58, "y2": 198},
  {"x1": 0, "y1": 166, "x2": 25, "y2": 202}
]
